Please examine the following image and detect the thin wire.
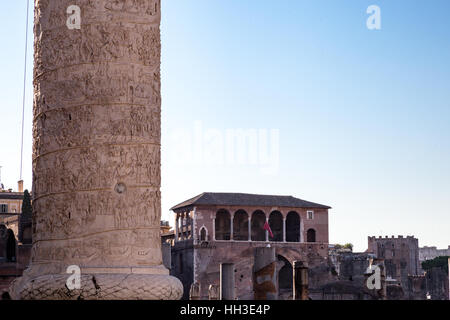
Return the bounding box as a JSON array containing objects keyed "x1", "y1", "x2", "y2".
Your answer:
[{"x1": 20, "y1": 0, "x2": 30, "y2": 181}]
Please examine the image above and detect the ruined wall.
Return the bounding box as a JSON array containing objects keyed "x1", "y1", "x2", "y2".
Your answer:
[
  {"x1": 423, "y1": 267, "x2": 449, "y2": 300},
  {"x1": 192, "y1": 241, "x2": 329, "y2": 300},
  {"x1": 389, "y1": 268, "x2": 449, "y2": 300},
  {"x1": 171, "y1": 240, "x2": 194, "y2": 300},
  {"x1": 314, "y1": 251, "x2": 383, "y2": 300}
]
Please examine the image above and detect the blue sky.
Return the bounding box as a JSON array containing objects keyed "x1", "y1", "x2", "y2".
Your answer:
[{"x1": 1, "y1": 1, "x2": 449, "y2": 251}]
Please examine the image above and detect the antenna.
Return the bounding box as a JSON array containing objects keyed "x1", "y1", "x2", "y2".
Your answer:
[{"x1": 20, "y1": 0, "x2": 30, "y2": 181}]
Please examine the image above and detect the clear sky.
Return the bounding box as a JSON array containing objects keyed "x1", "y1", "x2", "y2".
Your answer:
[{"x1": 0, "y1": 1, "x2": 449, "y2": 252}]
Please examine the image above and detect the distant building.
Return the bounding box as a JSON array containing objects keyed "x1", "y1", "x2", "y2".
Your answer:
[
  {"x1": 160, "y1": 220, "x2": 174, "y2": 272},
  {"x1": 419, "y1": 246, "x2": 450, "y2": 262},
  {"x1": 0, "y1": 180, "x2": 32, "y2": 298},
  {"x1": 170, "y1": 192, "x2": 331, "y2": 300},
  {"x1": 0, "y1": 181, "x2": 25, "y2": 263},
  {"x1": 160, "y1": 220, "x2": 171, "y2": 233},
  {"x1": 0, "y1": 180, "x2": 24, "y2": 216},
  {"x1": 368, "y1": 236, "x2": 420, "y2": 283}
]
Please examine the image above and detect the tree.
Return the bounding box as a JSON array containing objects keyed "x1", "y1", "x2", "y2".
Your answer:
[
  {"x1": 19, "y1": 189, "x2": 32, "y2": 244},
  {"x1": 21, "y1": 190, "x2": 32, "y2": 219},
  {"x1": 343, "y1": 243, "x2": 354, "y2": 251},
  {"x1": 422, "y1": 256, "x2": 449, "y2": 275},
  {"x1": 333, "y1": 243, "x2": 353, "y2": 251}
]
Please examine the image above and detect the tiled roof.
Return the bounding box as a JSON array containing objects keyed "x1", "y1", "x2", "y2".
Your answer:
[{"x1": 171, "y1": 192, "x2": 331, "y2": 211}]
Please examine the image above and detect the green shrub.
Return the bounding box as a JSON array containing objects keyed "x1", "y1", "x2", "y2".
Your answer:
[{"x1": 422, "y1": 256, "x2": 449, "y2": 275}]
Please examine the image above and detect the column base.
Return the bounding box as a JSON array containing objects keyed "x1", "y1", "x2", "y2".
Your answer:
[{"x1": 9, "y1": 265, "x2": 183, "y2": 300}]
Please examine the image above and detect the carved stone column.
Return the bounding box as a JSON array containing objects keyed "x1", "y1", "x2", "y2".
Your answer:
[
  {"x1": 300, "y1": 217, "x2": 305, "y2": 243},
  {"x1": 181, "y1": 212, "x2": 185, "y2": 241},
  {"x1": 293, "y1": 261, "x2": 309, "y2": 300},
  {"x1": 10, "y1": 0, "x2": 183, "y2": 300},
  {"x1": 175, "y1": 213, "x2": 179, "y2": 243},
  {"x1": 230, "y1": 215, "x2": 234, "y2": 241}
]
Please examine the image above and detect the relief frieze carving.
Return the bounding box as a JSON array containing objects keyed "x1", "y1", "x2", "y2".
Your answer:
[
  {"x1": 33, "y1": 105, "x2": 160, "y2": 156},
  {"x1": 33, "y1": 144, "x2": 160, "y2": 198},
  {"x1": 11, "y1": 0, "x2": 183, "y2": 301}
]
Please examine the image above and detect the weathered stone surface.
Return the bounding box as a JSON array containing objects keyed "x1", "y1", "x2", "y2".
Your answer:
[
  {"x1": 10, "y1": 0, "x2": 182, "y2": 299},
  {"x1": 16, "y1": 273, "x2": 182, "y2": 300},
  {"x1": 253, "y1": 247, "x2": 277, "y2": 300}
]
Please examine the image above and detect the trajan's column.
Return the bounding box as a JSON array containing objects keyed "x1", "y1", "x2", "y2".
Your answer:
[{"x1": 11, "y1": 0, "x2": 183, "y2": 299}]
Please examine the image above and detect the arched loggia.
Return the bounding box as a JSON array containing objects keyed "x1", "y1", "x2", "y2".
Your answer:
[
  {"x1": 251, "y1": 210, "x2": 266, "y2": 241},
  {"x1": 215, "y1": 209, "x2": 231, "y2": 240},
  {"x1": 268, "y1": 211, "x2": 283, "y2": 242},
  {"x1": 286, "y1": 211, "x2": 300, "y2": 242},
  {"x1": 233, "y1": 210, "x2": 249, "y2": 241}
]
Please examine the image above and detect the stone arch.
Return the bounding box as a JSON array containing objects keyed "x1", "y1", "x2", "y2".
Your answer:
[
  {"x1": 199, "y1": 225, "x2": 208, "y2": 241},
  {"x1": 251, "y1": 210, "x2": 266, "y2": 241},
  {"x1": 233, "y1": 210, "x2": 249, "y2": 241},
  {"x1": 286, "y1": 211, "x2": 300, "y2": 242},
  {"x1": 307, "y1": 228, "x2": 316, "y2": 242},
  {"x1": 269, "y1": 211, "x2": 283, "y2": 242},
  {"x1": 277, "y1": 255, "x2": 293, "y2": 299},
  {"x1": 0, "y1": 224, "x2": 7, "y2": 260},
  {"x1": 215, "y1": 209, "x2": 231, "y2": 240},
  {"x1": 276, "y1": 247, "x2": 306, "y2": 265},
  {"x1": 6, "y1": 229, "x2": 16, "y2": 262}
]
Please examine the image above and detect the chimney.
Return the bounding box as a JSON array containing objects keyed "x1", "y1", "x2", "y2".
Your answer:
[{"x1": 18, "y1": 180, "x2": 24, "y2": 193}]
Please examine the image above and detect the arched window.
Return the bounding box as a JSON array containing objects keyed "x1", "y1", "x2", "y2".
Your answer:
[
  {"x1": 307, "y1": 229, "x2": 316, "y2": 243},
  {"x1": 269, "y1": 211, "x2": 283, "y2": 242},
  {"x1": 215, "y1": 210, "x2": 231, "y2": 240},
  {"x1": 233, "y1": 210, "x2": 249, "y2": 241},
  {"x1": 199, "y1": 226, "x2": 207, "y2": 241},
  {"x1": 251, "y1": 210, "x2": 266, "y2": 241},
  {"x1": 286, "y1": 211, "x2": 300, "y2": 242}
]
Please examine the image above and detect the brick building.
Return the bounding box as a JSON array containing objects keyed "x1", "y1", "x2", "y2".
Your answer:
[
  {"x1": 0, "y1": 181, "x2": 32, "y2": 298},
  {"x1": 367, "y1": 236, "x2": 420, "y2": 286},
  {"x1": 170, "y1": 192, "x2": 331, "y2": 299}
]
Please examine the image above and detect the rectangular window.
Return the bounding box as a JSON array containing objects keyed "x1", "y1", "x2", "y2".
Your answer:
[
  {"x1": 0, "y1": 204, "x2": 8, "y2": 213},
  {"x1": 307, "y1": 210, "x2": 314, "y2": 220}
]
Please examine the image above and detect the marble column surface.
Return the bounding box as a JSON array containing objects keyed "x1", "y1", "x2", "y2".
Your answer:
[{"x1": 10, "y1": 0, "x2": 183, "y2": 300}]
